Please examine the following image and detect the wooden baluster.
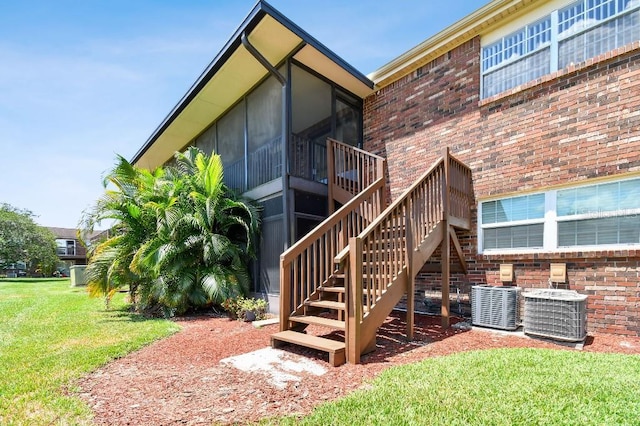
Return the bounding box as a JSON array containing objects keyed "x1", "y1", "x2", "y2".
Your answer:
[{"x1": 328, "y1": 139, "x2": 335, "y2": 214}]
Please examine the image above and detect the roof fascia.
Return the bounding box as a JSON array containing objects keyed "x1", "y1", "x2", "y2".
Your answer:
[
  {"x1": 259, "y1": 1, "x2": 373, "y2": 89},
  {"x1": 368, "y1": 0, "x2": 537, "y2": 88}
]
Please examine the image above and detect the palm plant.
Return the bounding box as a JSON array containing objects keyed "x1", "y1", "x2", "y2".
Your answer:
[
  {"x1": 82, "y1": 147, "x2": 260, "y2": 315},
  {"x1": 133, "y1": 147, "x2": 260, "y2": 314},
  {"x1": 79, "y1": 156, "x2": 158, "y2": 308}
]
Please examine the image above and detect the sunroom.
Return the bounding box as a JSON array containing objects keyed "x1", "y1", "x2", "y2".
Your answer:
[{"x1": 131, "y1": 1, "x2": 374, "y2": 307}]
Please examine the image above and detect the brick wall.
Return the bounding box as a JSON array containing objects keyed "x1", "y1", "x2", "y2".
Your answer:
[{"x1": 363, "y1": 36, "x2": 640, "y2": 336}]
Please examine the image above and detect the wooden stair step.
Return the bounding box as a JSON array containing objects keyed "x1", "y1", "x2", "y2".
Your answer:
[
  {"x1": 289, "y1": 315, "x2": 345, "y2": 330},
  {"x1": 318, "y1": 286, "x2": 345, "y2": 293},
  {"x1": 330, "y1": 272, "x2": 385, "y2": 279},
  {"x1": 330, "y1": 273, "x2": 345, "y2": 279},
  {"x1": 305, "y1": 300, "x2": 345, "y2": 310},
  {"x1": 271, "y1": 330, "x2": 346, "y2": 366}
]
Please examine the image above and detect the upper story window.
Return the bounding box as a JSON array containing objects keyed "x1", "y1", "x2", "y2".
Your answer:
[
  {"x1": 479, "y1": 177, "x2": 640, "y2": 253},
  {"x1": 56, "y1": 239, "x2": 76, "y2": 256},
  {"x1": 482, "y1": 0, "x2": 640, "y2": 98}
]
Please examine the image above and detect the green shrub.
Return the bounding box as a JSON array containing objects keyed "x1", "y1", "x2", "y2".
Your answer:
[{"x1": 222, "y1": 296, "x2": 268, "y2": 321}]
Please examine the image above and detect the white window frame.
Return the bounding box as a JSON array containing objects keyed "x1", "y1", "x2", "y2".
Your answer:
[
  {"x1": 479, "y1": 177, "x2": 640, "y2": 254},
  {"x1": 55, "y1": 239, "x2": 76, "y2": 256},
  {"x1": 481, "y1": 0, "x2": 640, "y2": 99}
]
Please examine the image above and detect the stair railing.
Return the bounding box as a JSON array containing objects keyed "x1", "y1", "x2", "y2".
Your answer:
[
  {"x1": 279, "y1": 142, "x2": 386, "y2": 331},
  {"x1": 327, "y1": 139, "x2": 386, "y2": 211},
  {"x1": 338, "y1": 148, "x2": 472, "y2": 361}
]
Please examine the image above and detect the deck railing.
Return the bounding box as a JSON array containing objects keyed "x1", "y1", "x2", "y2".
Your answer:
[
  {"x1": 289, "y1": 135, "x2": 328, "y2": 182},
  {"x1": 223, "y1": 158, "x2": 245, "y2": 193},
  {"x1": 279, "y1": 142, "x2": 386, "y2": 331},
  {"x1": 223, "y1": 136, "x2": 283, "y2": 192},
  {"x1": 247, "y1": 136, "x2": 282, "y2": 189},
  {"x1": 328, "y1": 138, "x2": 386, "y2": 199}
]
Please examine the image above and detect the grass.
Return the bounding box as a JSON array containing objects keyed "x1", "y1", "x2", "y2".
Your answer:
[
  {"x1": 270, "y1": 348, "x2": 640, "y2": 426},
  {"x1": 3, "y1": 279, "x2": 639, "y2": 425},
  {"x1": 0, "y1": 278, "x2": 179, "y2": 425}
]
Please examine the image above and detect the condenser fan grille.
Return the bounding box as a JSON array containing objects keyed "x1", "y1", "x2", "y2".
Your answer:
[
  {"x1": 471, "y1": 285, "x2": 521, "y2": 330},
  {"x1": 524, "y1": 289, "x2": 587, "y2": 342}
]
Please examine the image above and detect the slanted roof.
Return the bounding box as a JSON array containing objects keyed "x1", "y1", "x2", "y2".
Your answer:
[
  {"x1": 368, "y1": 0, "x2": 540, "y2": 88},
  {"x1": 47, "y1": 227, "x2": 79, "y2": 240},
  {"x1": 132, "y1": 0, "x2": 374, "y2": 170}
]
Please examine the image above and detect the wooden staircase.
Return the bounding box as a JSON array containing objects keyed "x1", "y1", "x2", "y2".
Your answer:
[{"x1": 272, "y1": 140, "x2": 473, "y2": 366}]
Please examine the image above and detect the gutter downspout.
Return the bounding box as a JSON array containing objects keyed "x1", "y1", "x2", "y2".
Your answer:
[{"x1": 241, "y1": 32, "x2": 290, "y2": 251}]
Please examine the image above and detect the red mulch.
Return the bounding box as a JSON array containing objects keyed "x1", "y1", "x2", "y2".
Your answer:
[{"x1": 76, "y1": 312, "x2": 640, "y2": 425}]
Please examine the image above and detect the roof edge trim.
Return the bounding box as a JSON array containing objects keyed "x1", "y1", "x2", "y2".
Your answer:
[{"x1": 368, "y1": 0, "x2": 531, "y2": 87}]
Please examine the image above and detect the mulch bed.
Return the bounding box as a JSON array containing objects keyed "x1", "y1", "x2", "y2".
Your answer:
[{"x1": 76, "y1": 312, "x2": 640, "y2": 425}]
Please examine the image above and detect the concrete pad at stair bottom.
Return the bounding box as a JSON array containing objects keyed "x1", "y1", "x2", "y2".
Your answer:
[
  {"x1": 252, "y1": 317, "x2": 279, "y2": 328},
  {"x1": 220, "y1": 347, "x2": 327, "y2": 389}
]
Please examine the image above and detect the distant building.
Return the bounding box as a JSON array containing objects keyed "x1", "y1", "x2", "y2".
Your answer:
[{"x1": 47, "y1": 227, "x2": 92, "y2": 276}]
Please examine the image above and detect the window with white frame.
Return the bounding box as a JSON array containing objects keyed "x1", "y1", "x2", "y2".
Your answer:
[
  {"x1": 479, "y1": 177, "x2": 640, "y2": 253},
  {"x1": 481, "y1": 0, "x2": 640, "y2": 99},
  {"x1": 55, "y1": 239, "x2": 76, "y2": 256}
]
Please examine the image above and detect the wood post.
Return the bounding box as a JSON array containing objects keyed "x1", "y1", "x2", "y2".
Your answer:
[
  {"x1": 347, "y1": 237, "x2": 362, "y2": 363},
  {"x1": 440, "y1": 228, "x2": 450, "y2": 329},
  {"x1": 441, "y1": 147, "x2": 451, "y2": 329},
  {"x1": 327, "y1": 139, "x2": 335, "y2": 214},
  {"x1": 279, "y1": 258, "x2": 290, "y2": 332},
  {"x1": 405, "y1": 201, "x2": 415, "y2": 340}
]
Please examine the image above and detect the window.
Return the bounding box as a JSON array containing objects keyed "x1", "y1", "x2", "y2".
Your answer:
[
  {"x1": 481, "y1": 194, "x2": 545, "y2": 249},
  {"x1": 479, "y1": 177, "x2": 640, "y2": 253},
  {"x1": 482, "y1": 0, "x2": 640, "y2": 98},
  {"x1": 56, "y1": 239, "x2": 76, "y2": 256},
  {"x1": 557, "y1": 179, "x2": 640, "y2": 246}
]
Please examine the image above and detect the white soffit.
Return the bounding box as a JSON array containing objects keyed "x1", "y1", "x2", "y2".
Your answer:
[
  {"x1": 294, "y1": 45, "x2": 374, "y2": 98},
  {"x1": 248, "y1": 14, "x2": 302, "y2": 66},
  {"x1": 136, "y1": 15, "x2": 302, "y2": 169}
]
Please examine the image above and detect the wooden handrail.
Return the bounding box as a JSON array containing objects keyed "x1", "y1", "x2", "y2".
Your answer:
[
  {"x1": 342, "y1": 148, "x2": 473, "y2": 360},
  {"x1": 279, "y1": 140, "x2": 387, "y2": 332},
  {"x1": 328, "y1": 138, "x2": 386, "y2": 162},
  {"x1": 329, "y1": 139, "x2": 386, "y2": 198},
  {"x1": 280, "y1": 178, "x2": 385, "y2": 264},
  {"x1": 346, "y1": 156, "x2": 445, "y2": 246}
]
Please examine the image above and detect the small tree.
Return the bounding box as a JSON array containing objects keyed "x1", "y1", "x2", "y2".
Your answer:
[
  {"x1": 79, "y1": 156, "x2": 158, "y2": 308},
  {"x1": 0, "y1": 203, "x2": 58, "y2": 275}
]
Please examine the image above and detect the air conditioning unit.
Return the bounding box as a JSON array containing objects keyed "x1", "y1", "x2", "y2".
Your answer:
[
  {"x1": 471, "y1": 285, "x2": 521, "y2": 330},
  {"x1": 524, "y1": 289, "x2": 587, "y2": 342}
]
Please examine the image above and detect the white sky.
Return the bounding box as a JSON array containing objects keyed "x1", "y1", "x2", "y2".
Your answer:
[{"x1": 0, "y1": 0, "x2": 487, "y2": 228}]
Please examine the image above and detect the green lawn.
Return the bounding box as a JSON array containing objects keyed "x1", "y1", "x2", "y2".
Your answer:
[
  {"x1": 3, "y1": 279, "x2": 640, "y2": 426},
  {"x1": 0, "y1": 278, "x2": 179, "y2": 425},
  {"x1": 270, "y1": 348, "x2": 640, "y2": 426}
]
